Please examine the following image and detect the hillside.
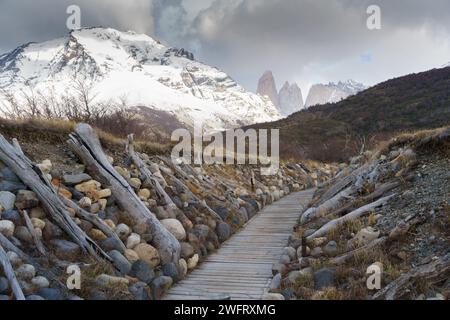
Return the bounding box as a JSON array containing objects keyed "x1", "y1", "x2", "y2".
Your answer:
[{"x1": 250, "y1": 67, "x2": 450, "y2": 162}]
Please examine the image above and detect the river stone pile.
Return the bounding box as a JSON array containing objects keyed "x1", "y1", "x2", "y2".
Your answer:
[{"x1": 0, "y1": 139, "x2": 331, "y2": 300}]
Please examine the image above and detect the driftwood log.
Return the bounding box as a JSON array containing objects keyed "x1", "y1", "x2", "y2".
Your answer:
[
  {"x1": 307, "y1": 194, "x2": 396, "y2": 240},
  {"x1": 372, "y1": 253, "x2": 450, "y2": 300},
  {"x1": 0, "y1": 244, "x2": 25, "y2": 300},
  {"x1": 21, "y1": 210, "x2": 46, "y2": 256},
  {"x1": 67, "y1": 124, "x2": 180, "y2": 264},
  {"x1": 0, "y1": 134, "x2": 107, "y2": 261}
]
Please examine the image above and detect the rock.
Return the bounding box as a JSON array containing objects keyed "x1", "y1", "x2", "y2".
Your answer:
[
  {"x1": 261, "y1": 293, "x2": 285, "y2": 300},
  {"x1": 16, "y1": 264, "x2": 36, "y2": 280},
  {"x1": 75, "y1": 180, "x2": 101, "y2": 193},
  {"x1": 138, "y1": 188, "x2": 151, "y2": 200},
  {"x1": 269, "y1": 273, "x2": 282, "y2": 291},
  {"x1": 163, "y1": 262, "x2": 180, "y2": 281},
  {"x1": 216, "y1": 222, "x2": 231, "y2": 242},
  {"x1": 37, "y1": 160, "x2": 52, "y2": 174},
  {"x1": 31, "y1": 276, "x2": 50, "y2": 289},
  {"x1": 43, "y1": 219, "x2": 63, "y2": 240},
  {"x1": 323, "y1": 241, "x2": 338, "y2": 257},
  {"x1": 313, "y1": 268, "x2": 335, "y2": 290},
  {"x1": 14, "y1": 226, "x2": 33, "y2": 244},
  {"x1": 281, "y1": 287, "x2": 295, "y2": 300},
  {"x1": 155, "y1": 206, "x2": 170, "y2": 220},
  {"x1": 355, "y1": 227, "x2": 380, "y2": 246},
  {"x1": 311, "y1": 247, "x2": 323, "y2": 258},
  {"x1": 115, "y1": 223, "x2": 131, "y2": 239},
  {"x1": 279, "y1": 254, "x2": 291, "y2": 264},
  {"x1": 151, "y1": 276, "x2": 173, "y2": 300},
  {"x1": 30, "y1": 207, "x2": 45, "y2": 219},
  {"x1": 0, "y1": 191, "x2": 16, "y2": 211},
  {"x1": 282, "y1": 247, "x2": 297, "y2": 261},
  {"x1": 298, "y1": 257, "x2": 310, "y2": 268},
  {"x1": 124, "y1": 249, "x2": 140, "y2": 263},
  {"x1": 130, "y1": 260, "x2": 155, "y2": 284},
  {"x1": 178, "y1": 259, "x2": 188, "y2": 278},
  {"x1": 96, "y1": 274, "x2": 129, "y2": 287},
  {"x1": 180, "y1": 242, "x2": 194, "y2": 259},
  {"x1": 215, "y1": 207, "x2": 229, "y2": 220},
  {"x1": 187, "y1": 254, "x2": 199, "y2": 270},
  {"x1": 126, "y1": 233, "x2": 141, "y2": 249},
  {"x1": 296, "y1": 245, "x2": 311, "y2": 258},
  {"x1": 1, "y1": 210, "x2": 21, "y2": 224},
  {"x1": 62, "y1": 173, "x2": 92, "y2": 186},
  {"x1": 96, "y1": 189, "x2": 112, "y2": 199},
  {"x1": 307, "y1": 237, "x2": 328, "y2": 247},
  {"x1": 31, "y1": 218, "x2": 46, "y2": 230},
  {"x1": 272, "y1": 263, "x2": 287, "y2": 275},
  {"x1": 0, "y1": 220, "x2": 15, "y2": 238},
  {"x1": 58, "y1": 188, "x2": 72, "y2": 199},
  {"x1": 287, "y1": 270, "x2": 302, "y2": 285},
  {"x1": 129, "y1": 178, "x2": 142, "y2": 189},
  {"x1": 0, "y1": 167, "x2": 20, "y2": 182},
  {"x1": 90, "y1": 229, "x2": 107, "y2": 241},
  {"x1": 134, "y1": 243, "x2": 160, "y2": 267},
  {"x1": 100, "y1": 237, "x2": 125, "y2": 253},
  {"x1": 89, "y1": 289, "x2": 107, "y2": 300},
  {"x1": 0, "y1": 181, "x2": 26, "y2": 192},
  {"x1": 103, "y1": 219, "x2": 116, "y2": 230},
  {"x1": 15, "y1": 190, "x2": 39, "y2": 210},
  {"x1": 50, "y1": 239, "x2": 81, "y2": 260},
  {"x1": 129, "y1": 282, "x2": 151, "y2": 300},
  {"x1": 6, "y1": 251, "x2": 22, "y2": 268},
  {"x1": 78, "y1": 197, "x2": 92, "y2": 208},
  {"x1": 161, "y1": 219, "x2": 186, "y2": 241},
  {"x1": 109, "y1": 250, "x2": 132, "y2": 275},
  {"x1": 26, "y1": 295, "x2": 45, "y2": 300},
  {"x1": 0, "y1": 277, "x2": 9, "y2": 294},
  {"x1": 114, "y1": 166, "x2": 130, "y2": 180}
]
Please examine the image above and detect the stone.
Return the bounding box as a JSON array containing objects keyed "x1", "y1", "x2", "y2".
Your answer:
[
  {"x1": 134, "y1": 243, "x2": 160, "y2": 267},
  {"x1": 96, "y1": 189, "x2": 112, "y2": 199},
  {"x1": 0, "y1": 167, "x2": 20, "y2": 181},
  {"x1": 100, "y1": 237, "x2": 125, "y2": 253},
  {"x1": 180, "y1": 242, "x2": 194, "y2": 259},
  {"x1": 124, "y1": 249, "x2": 140, "y2": 263},
  {"x1": 138, "y1": 188, "x2": 151, "y2": 200},
  {"x1": 14, "y1": 226, "x2": 33, "y2": 244},
  {"x1": 126, "y1": 233, "x2": 141, "y2": 249},
  {"x1": 31, "y1": 218, "x2": 46, "y2": 230},
  {"x1": 30, "y1": 207, "x2": 45, "y2": 219},
  {"x1": 58, "y1": 188, "x2": 72, "y2": 199},
  {"x1": 0, "y1": 220, "x2": 15, "y2": 238},
  {"x1": 129, "y1": 282, "x2": 151, "y2": 300},
  {"x1": 323, "y1": 241, "x2": 338, "y2": 257},
  {"x1": 16, "y1": 264, "x2": 36, "y2": 280},
  {"x1": 269, "y1": 273, "x2": 282, "y2": 291},
  {"x1": 89, "y1": 289, "x2": 107, "y2": 300},
  {"x1": 15, "y1": 190, "x2": 39, "y2": 209},
  {"x1": 89, "y1": 203, "x2": 102, "y2": 214},
  {"x1": 43, "y1": 220, "x2": 63, "y2": 240},
  {"x1": 178, "y1": 259, "x2": 188, "y2": 277},
  {"x1": 151, "y1": 276, "x2": 173, "y2": 300},
  {"x1": 0, "y1": 277, "x2": 9, "y2": 294},
  {"x1": 279, "y1": 254, "x2": 291, "y2": 264},
  {"x1": 26, "y1": 295, "x2": 45, "y2": 300},
  {"x1": 311, "y1": 247, "x2": 323, "y2": 258},
  {"x1": 96, "y1": 274, "x2": 129, "y2": 287},
  {"x1": 37, "y1": 160, "x2": 52, "y2": 174},
  {"x1": 75, "y1": 180, "x2": 101, "y2": 193},
  {"x1": 90, "y1": 229, "x2": 107, "y2": 241},
  {"x1": 215, "y1": 207, "x2": 229, "y2": 220},
  {"x1": 116, "y1": 223, "x2": 131, "y2": 239},
  {"x1": 129, "y1": 260, "x2": 155, "y2": 284},
  {"x1": 262, "y1": 293, "x2": 285, "y2": 300},
  {"x1": 129, "y1": 178, "x2": 142, "y2": 189},
  {"x1": 354, "y1": 227, "x2": 380, "y2": 246},
  {"x1": 104, "y1": 219, "x2": 116, "y2": 230},
  {"x1": 216, "y1": 222, "x2": 231, "y2": 242},
  {"x1": 161, "y1": 219, "x2": 186, "y2": 241},
  {"x1": 313, "y1": 268, "x2": 335, "y2": 290},
  {"x1": 6, "y1": 251, "x2": 22, "y2": 268},
  {"x1": 0, "y1": 191, "x2": 16, "y2": 211},
  {"x1": 98, "y1": 199, "x2": 107, "y2": 211},
  {"x1": 31, "y1": 276, "x2": 50, "y2": 289},
  {"x1": 187, "y1": 254, "x2": 199, "y2": 270},
  {"x1": 155, "y1": 206, "x2": 170, "y2": 220},
  {"x1": 62, "y1": 173, "x2": 92, "y2": 186},
  {"x1": 78, "y1": 197, "x2": 92, "y2": 208},
  {"x1": 50, "y1": 239, "x2": 81, "y2": 260},
  {"x1": 281, "y1": 287, "x2": 295, "y2": 300},
  {"x1": 109, "y1": 250, "x2": 132, "y2": 275},
  {"x1": 1, "y1": 209, "x2": 21, "y2": 224},
  {"x1": 0, "y1": 180, "x2": 27, "y2": 192},
  {"x1": 114, "y1": 166, "x2": 130, "y2": 179},
  {"x1": 163, "y1": 262, "x2": 180, "y2": 281},
  {"x1": 282, "y1": 247, "x2": 297, "y2": 261}
]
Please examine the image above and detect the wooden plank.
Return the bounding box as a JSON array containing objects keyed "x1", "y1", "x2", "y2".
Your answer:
[{"x1": 163, "y1": 190, "x2": 314, "y2": 301}]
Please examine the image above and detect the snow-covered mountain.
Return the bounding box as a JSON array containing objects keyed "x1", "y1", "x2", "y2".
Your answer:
[
  {"x1": 0, "y1": 27, "x2": 281, "y2": 131},
  {"x1": 304, "y1": 80, "x2": 366, "y2": 108}
]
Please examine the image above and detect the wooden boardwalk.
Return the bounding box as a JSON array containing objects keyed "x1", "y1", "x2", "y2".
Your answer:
[{"x1": 164, "y1": 189, "x2": 315, "y2": 300}]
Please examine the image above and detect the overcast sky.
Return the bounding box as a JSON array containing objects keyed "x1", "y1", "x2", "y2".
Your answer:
[{"x1": 1, "y1": 0, "x2": 450, "y2": 94}]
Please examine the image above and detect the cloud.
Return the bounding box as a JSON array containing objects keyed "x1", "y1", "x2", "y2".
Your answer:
[{"x1": 1, "y1": 0, "x2": 450, "y2": 94}]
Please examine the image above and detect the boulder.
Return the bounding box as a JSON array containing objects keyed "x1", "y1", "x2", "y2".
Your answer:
[
  {"x1": 36, "y1": 288, "x2": 64, "y2": 300},
  {"x1": 0, "y1": 220, "x2": 15, "y2": 238},
  {"x1": 62, "y1": 173, "x2": 92, "y2": 186},
  {"x1": 0, "y1": 191, "x2": 16, "y2": 211},
  {"x1": 129, "y1": 260, "x2": 155, "y2": 284},
  {"x1": 313, "y1": 268, "x2": 335, "y2": 290},
  {"x1": 109, "y1": 250, "x2": 132, "y2": 275},
  {"x1": 134, "y1": 243, "x2": 160, "y2": 267},
  {"x1": 187, "y1": 254, "x2": 199, "y2": 270},
  {"x1": 161, "y1": 219, "x2": 186, "y2": 241},
  {"x1": 16, "y1": 264, "x2": 36, "y2": 280},
  {"x1": 180, "y1": 242, "x2": 194, "y2": 259},
  {"x1": 126, "y1": 233, "x2": 141, "y2": 249},
  {"x1": 151, "y1": 276, "x2": 173, "y2": 300},
  {"x1": 1, "y1": 210, "x2": 21, "y2": 224},
  {"x1": 50, "y1": 239, "x2": 81, "y2": 260},
  {"x1": 216, "y1": 222, "x2": 231, "y2": 242}
]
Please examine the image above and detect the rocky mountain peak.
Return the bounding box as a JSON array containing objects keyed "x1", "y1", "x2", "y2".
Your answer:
[
  {"x1": 278, "y1": 81, "x2": 304, "y2": 116},
  {"x1": 257, "y1": 70, "x2": 279, "y2": 108}
]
